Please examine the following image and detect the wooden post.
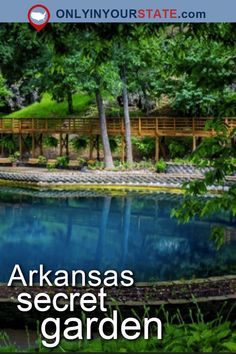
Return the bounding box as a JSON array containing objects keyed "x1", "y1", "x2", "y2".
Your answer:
[
  {"x1": 65, "y1": 134, "x2": 69, "y2": 157},
  {"x1": 155, "y1": 137, "x2": 160, "y2": 162},
  {"x1": 0, "y1": 133, "x2": 3, "y2": 156},
  {"x1": 156, "y1": 117, "x2": 158, "y2": 135},
  {"x1": 121, "y1": 118, "x2": 124, "y2": 134},
  {"x1": 193, "y1": 136, "x2": 197, "y2": 151},
  {"x1": 121, "y1": 135, "x2": 125, "y2": 163},
  {"x1": 138, "y1": 117, "x2": 142, "y2": 136},
  {"x1": 19, "y1": 134, "x2": 23, "y2": 158},
  {"x1": 59, "y1": 133, "x2": 63, "y2": 156},
  {"x1": 89, "y1": 136, "x2": 93, "y2": 159},
  {"x1": 40, "y1": 134, "x2": 43, "y2": 156},
  {"x1": 32, "y1": 133, "x2": 35, "y2": 158}
]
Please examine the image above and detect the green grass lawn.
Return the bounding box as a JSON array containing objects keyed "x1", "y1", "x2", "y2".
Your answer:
[
  {"x1": 2, "y1": 93, "x2": 144, "y2": 119},
  {"x1": 5, "y1": 93, "x2": 93, "y2": 119}
]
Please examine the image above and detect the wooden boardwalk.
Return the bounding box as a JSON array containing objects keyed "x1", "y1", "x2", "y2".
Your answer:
[
  {"x1": 0, "y1": 117, "x2": 235, "y2": 160},
  {"x1": 0, "y1": 117, "x2": 236, "y2": 136}
]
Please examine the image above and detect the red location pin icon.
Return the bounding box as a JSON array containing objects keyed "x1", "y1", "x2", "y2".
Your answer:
[{"x1": 28, "y1": 4, "x2": 51, "y2": 31}]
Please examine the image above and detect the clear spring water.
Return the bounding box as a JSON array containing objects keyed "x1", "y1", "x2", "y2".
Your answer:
[{"x1": 0, "y1": 189, "x2": 235, "y2": 283}]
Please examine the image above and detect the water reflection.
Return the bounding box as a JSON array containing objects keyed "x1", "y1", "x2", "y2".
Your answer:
[{"x1": 0, "y1": 191, "x2": 235, "y2": 282}]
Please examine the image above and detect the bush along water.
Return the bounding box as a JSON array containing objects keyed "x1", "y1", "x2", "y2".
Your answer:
[{"x1": 155, "y1": 159, "x2": 167, "y2": 173}]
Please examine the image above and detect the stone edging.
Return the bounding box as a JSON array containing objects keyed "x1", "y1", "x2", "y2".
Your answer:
[
  {"x1": 0, "y1": 275, "x2": 235, "y2": 306},
  {"x1": 0, "y1": 168, "x2": 234, "y2": 191}
]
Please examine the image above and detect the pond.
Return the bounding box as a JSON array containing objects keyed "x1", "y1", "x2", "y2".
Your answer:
[{"x1": 0, "y1": 188, "x2": 235, "y2": 283}]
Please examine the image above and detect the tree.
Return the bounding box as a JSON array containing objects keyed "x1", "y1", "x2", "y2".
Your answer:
[
  {"x1": 172, "y1": 118, "x2": 236, "y2": 245},
  {"x1": 66, "y1": 28, "x2": 118, "y2": 168},
  {"x1": 0, "y1": 24, "x2": 51, "y2": 110},
  {"x1": 169, "y1": 24, "x2": 236, "y2": 241},
  {"x1": 45, "y1": 56, "x2": 77, "y2": 114},
  {"x1": 154, "y1": 24, "x2": 236, "y2": 117},
  {"x1": 43, "y1": 25, "x2": 116, "y2": 168},
  {"x1": 111, "y1": 24, "x2": 165, "y2": 164},
  {"x1": 119, "y1": 64, "x2": 133, "y2": 164},
  {"x1": 0, "y1": 73, "x2": 10, "y2": 107}
]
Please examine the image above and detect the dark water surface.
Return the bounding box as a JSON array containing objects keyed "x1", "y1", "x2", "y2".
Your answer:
[{"x1": 0, "y1": 189, "x2": 235, "y2": 282}]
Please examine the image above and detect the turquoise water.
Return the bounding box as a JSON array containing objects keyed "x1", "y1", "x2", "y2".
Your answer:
[{"x1": 0, "y1": 189, "x2": 235, "y2": 282}]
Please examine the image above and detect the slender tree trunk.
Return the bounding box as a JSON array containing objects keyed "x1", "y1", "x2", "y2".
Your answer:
[
  {"x1": 95, "y1": 89, "x2": 114, "y2": 169},
  {"x1": 120, "y1": 66, "x2": 133, "y2": 164},
  {"x1": 67, "y1": 91, "x2": 74, "y2": 114}
]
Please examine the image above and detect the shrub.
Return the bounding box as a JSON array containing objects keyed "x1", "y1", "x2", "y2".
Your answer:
[
  {"x1": 132, "y1": 137, "x2": 155, "y2": 159},
  {"x1": 166, "y1": 137, "x2": 192, "y2": 159},
  {"x1": 9, "y1": 151, "x2": 20, "y2": 163},
  {"x1": 38, "y1": 155, "x2": 47, "y2": 164},
  {"x1": 71, "y1": 137, "x2": 88, "y2": 152},
  {"x1": 47, "y1": 162, "x2": 57, "y2": 171},
  {"x1": 168, "y1": 141, "x2": 186, "y2": 159},
  {"x1": 43, "y1": 136, "x2": 58, "y2": 148},
  {"x1": 155, "y1": 159, "x2": 167, "y2": 173},
  {"x1": 109, "y1": 137, "x2": 119, "y2": 153},
  {"x1": 57, "y1": 156, "x2": 69, "y2": 168},
  {"x1": 77, "y1": 157, "x2": 86, "y2": 167},
  {"x1": 87, "y1": 160, "x2": 104, "y2": 170},
  {"x1": 0, "y1": 134, "x2": 17, "y2": 154}
]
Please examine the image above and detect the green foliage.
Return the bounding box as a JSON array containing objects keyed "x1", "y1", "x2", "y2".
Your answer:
[
  {"x1": 56, "y1": 156, "x2": 69, "y2": 168},
  {"x1": 133, "y1": 137, "x2": 155, "y2": 159},
  {"x1": 87, "y1": 160, "x2": 105, "y2": 170},
  {"x1": 9, "y1": 151, "x2": 20, "y2": 163},
  {"x1": 109, "y1": 137, "x2": 119, "y2": 152},
  {"x1": 77, "y1": 157, "x2": 86, "y2": 166},
  {"x1": 43, "y1": 136, "x2": 58, "y2": 148},
  {"x1": 172, "y1": 119, "x2": 236, "y2": 225},
  {"x1": 167, "y1": 138, "x2": 192, "y2": 159},
  {"x1": 0, "y1": 24, "x2": 51, "y2": 107},
  {"x1": 37, "y1": 156, "x2": 47, "y2": 164},
  {"x1": 112, "y1": 159, "x2": 154, "y2": 170},
  {"x1": 210, "y1": 226, "x2": 226, "y2": 251},
  {"x1": 44, "y1": 55, "x2": 78, "y2": 114},
  {"x1": 70, "y1": 137, "x2": 88, "y2": 152},
  {"x1": 0, "y1": 134, "x2": 17, "y2": 154},
  {"x1": 0, "y1": 317, "x2": 235, "y2": 352},
  {"x1": 0, "y1": 74, "x2": 10, "y2": 107},
  {"x1": 155, "y1": 26, "x2": 236, "y2": 116},
  {"x1": 168, "y1": 141, "x2": 185, "y2": 159},
  {"x1": 46, "y1": 162, "x2": 57, "y2": 171},
  {"x1": 171, "y1": 157, "x2": 192, "y2": 164},
  {"x1": 155, "y1": 159, "x2": 167, "y2": 173}
]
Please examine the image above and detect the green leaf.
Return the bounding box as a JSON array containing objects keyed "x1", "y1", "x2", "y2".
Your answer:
[{"x1": 222, "y1": 342, "x2": 236, "y2": 352}]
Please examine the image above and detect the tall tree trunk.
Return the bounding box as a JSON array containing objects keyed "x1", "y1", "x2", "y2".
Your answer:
[
  {"x1": 67, "y1": 91, "x2": 74, "y2": 114},
  {"x1": 120, "y1": 66, "x2": 133, "y2": 164},
  {"x1": 95, "y1": 89, "x2": 114, "y2": 169}
]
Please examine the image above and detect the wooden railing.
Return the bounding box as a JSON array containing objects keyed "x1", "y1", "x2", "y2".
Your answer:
[{"x1": 0, "y1": 117, "x2": 235, "y2": 137}]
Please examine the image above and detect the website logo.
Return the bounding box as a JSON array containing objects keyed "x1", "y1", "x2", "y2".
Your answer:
[{"x1": 28, "y1": 4, "x2": 51, "y2": 31}]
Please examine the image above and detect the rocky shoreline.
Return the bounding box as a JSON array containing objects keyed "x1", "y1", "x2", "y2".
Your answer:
[
  {"x1": 0, "y1": 275, "x2": 235, "y2": 306},
  {"x1": 0, "y1": 166, "x2": 234, "y2": 191}
]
